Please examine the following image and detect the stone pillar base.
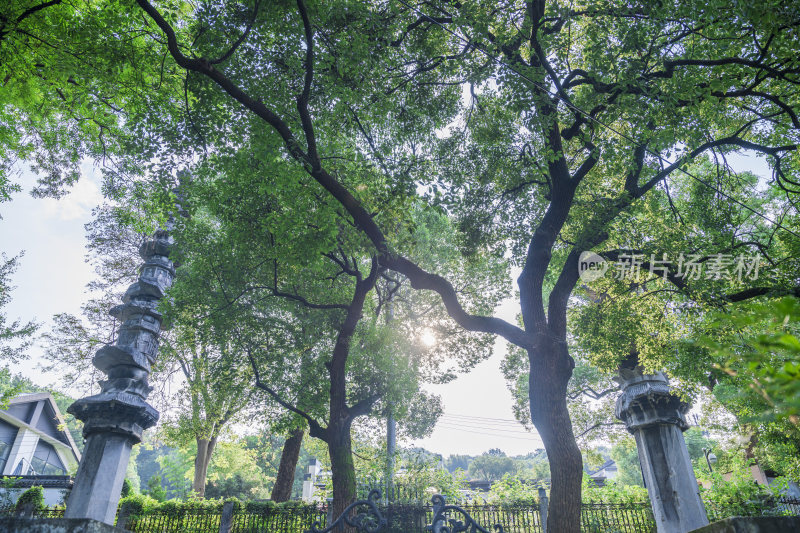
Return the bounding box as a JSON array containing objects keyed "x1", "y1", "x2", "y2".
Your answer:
[
  {"x1": 64, "y1": 433, "x2": 134, "y2": 524},
  {"x1": 0, "y1": 517, "x2": 128, "y2": 532}
]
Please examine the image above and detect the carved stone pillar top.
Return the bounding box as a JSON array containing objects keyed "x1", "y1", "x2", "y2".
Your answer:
[
  {"x1": 66, "y1": 182, "x2": 187, "y2": 525},
  {"x1": 67, "y1": 229, "x2": 174, "y2": 444},
  {"x1": 615, "y1": 367, "x2": 690, "y2": 432}
]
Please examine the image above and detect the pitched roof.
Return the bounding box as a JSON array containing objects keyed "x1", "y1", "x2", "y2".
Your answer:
[
  {"x1": 587, "y1": 459, "x2": 617, "y2": 477},
  {"x1": 2, "y1": 392, "x2": 81, "y2": 462}
]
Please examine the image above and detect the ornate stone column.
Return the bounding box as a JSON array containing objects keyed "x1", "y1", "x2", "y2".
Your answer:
[
  {"x1": 64, "y1": 228, "x2": 175, "y2": 524},
  {"x1": 615, "y1": 368, "x2": 708, "y2": 533}
]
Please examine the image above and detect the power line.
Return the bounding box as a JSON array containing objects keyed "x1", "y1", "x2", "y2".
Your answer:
[
  {"x1": 442, "y1": 412, "x2": 524, "y2": 424},
  {"x1": 436, "y1": 423, "x2": 543, "y2": 442},
  {"x1": 439, "y1": 420, "x2": 537, "y2": 436},
  {"x1": 395, "y1": 0, "x2": 800, "y2": 241},
  {"x1": 440, "y1": 417, "x2": 531, "y2": 431}
]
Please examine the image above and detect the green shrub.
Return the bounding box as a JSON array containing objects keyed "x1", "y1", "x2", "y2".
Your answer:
[
  {"x1": 698, "y1": 458, "x2": 785, "y2": 520},
  {"x1": 245, "y1": 500, "x2": 278, "y2": 513},
  {"x1": 145, "y1": 475, "x2": 166, "y2": 502},
  {"x1": 121, "y1": 479, "x2": 132, "y2": 498},
  {"x1": 581, "y1": 476, "x2": 650, "y2": 504},
  {"x1": 118, "y1": 493, "x2": 160, "y2": 515},
  {"x1": 15, "y1": 486, "x2": 45, "y2": 512},
  {"x1": 486, "y1": 474, "x2": 540, "y2": 504},
  {"x1": 119, "y1": 496, "x2": 322, "y2": 517}
]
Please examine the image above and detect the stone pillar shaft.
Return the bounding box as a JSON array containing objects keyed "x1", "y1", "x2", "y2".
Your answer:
[
  {"x1": 615, "y1": 369, "x2": 709, "y2": 533},
  {"x1": 65, "y1": 229, "x2": 175, "y2": 523}
]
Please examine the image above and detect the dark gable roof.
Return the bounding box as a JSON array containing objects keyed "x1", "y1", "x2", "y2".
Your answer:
[
  {"x1": 587, "y1": 459, "x2": 616, "y2": 477},
  {"x1": 0, "y1": 475, "x2": 73, "y2": 489},
  {"x1": 5, "y1": 393, "x2": 81, "y2": 462}
]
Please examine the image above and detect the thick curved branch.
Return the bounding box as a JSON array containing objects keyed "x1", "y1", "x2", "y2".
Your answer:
[
  {"x1": 385, "y1": 254, "x2": 531, "y2": 348},
  {"x1": 245, "y1": 346, "x2": 326, "y2": 439},
  {"x1": 348, "y1": 393, "x2": 382, "y2": 419},
  {"x1": 136, "y1": 0, "x2": 529, "y2": 349},
  {"x1": 209, "y1": 0, "x2": 260, "y2": 65},
  {"x1": 135, "y1": 0, "x2": 306, "y2": 162},
  {"x1": 637, "y1": 136, "x2": 797, "y2": 198},
  {"x1": 0, "y1": 0, "x2": 61, "y2": 40},
  {"x1": 295, "y1": 0, "x2": 319, "y2": 165}
]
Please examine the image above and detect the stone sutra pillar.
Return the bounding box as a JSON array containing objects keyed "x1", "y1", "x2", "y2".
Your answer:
[
  {"x1": 64, "y1": 228, "x2": 175, "y2": 524},
  {"x1": 615, "y1": 367, "x2": 708, "y2": 533}
]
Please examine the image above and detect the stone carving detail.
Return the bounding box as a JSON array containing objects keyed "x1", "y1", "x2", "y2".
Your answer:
[
  {"x1": 67, "y1": 229, "x2": 175, "y2": 442},
  {"x1": 64, "y1": 181, "x2": 188, "y2": 524},
  {"x1": 614, "y1": 369, "x2": 689, "y2": 432}
]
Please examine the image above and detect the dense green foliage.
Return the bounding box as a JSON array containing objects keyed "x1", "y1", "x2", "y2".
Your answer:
[
  {"x1": 121, "y1": 479, "x2": 133, "y2": 499},
  {"x1": 468, "y1": 451, "x2": 517, "y2": 482},
  {"x1": 3, "y1": 1, "x2": 800, "y2": 530},
  {"x1": 581, "y1": 478, "x2": 650, "y2": 505},
  {"x1": 0, "y1": 254, "x2": 37, "y2": 367},
  {"x1": 15, "y1": 486, "x2": 45, "y2": 512},
  {"x1": 697, "y1": 298, "x2": 800, "y2": 429},
  {"x1": 699, "y1": 457, "x2": 795, "y2": 521},
  {"x1": 145, "y1": 475, "x2": 167, "y2": 503}
]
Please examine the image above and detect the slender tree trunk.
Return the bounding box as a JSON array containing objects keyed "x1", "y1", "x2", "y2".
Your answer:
[
  {"x1": 271, "y1": 428, "x2": 304, "y2": 502},
  {"x1": 193, "y1": 436, "x2": 217, "y2": 498},
  {"x1": 323, "y1": 266, "x2": 377, "y2": 530},
  {"x1": 328, "y1": 422, "x2": 356, "y2": 532},
  {"x1": 528, "y1": 338, "x2": 583, "y2": 533}
]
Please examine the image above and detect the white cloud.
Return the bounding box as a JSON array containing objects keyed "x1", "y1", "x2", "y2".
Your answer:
[{"x1": 40, "y1": 170, "x2": 103, "y2": 221}]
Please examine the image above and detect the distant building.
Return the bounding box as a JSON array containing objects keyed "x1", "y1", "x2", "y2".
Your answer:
[
  {"x1": 0, "y1": 392, "x2": 82, "y2": 506},
  {"x1": 301, "y1": 458, "x2": 326, "y2": 503},
  {"x1": 587, "y1": 459, "x2": 618, "y2": 487}
]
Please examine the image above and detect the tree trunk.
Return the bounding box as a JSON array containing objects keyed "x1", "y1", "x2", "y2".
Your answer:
[
  {"x1": 193, "y1": 437, "x2": 217, "y2": 498},
  {"x1": 271, "y1": 428, "x2": 304, "y2": 502},
  {"x1": 328, "y1": 424, "x2": 357, "y2": 532},
  {"x1": 528, "y1": 339, "x2": 583, "y2": 533}
]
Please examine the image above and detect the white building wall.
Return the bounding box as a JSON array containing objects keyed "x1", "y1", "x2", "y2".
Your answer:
[
  {"x1": 3, "y1": 428, "x2": 39, "y2": 475},
  {"x1": 0, "y1": 487, "x2": 70, "y2": 507}
]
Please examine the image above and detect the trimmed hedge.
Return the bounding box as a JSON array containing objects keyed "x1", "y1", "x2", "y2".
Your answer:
[{"x1": 118, "y1": 494, "x2": 321, "y2": 516}]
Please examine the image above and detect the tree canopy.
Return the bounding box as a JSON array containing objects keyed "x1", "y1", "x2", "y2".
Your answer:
[{"x1": 2, "y1": 1, "x2": 799, "y2": 530}]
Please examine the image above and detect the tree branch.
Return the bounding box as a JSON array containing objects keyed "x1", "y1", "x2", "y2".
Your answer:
[
  {"x1": 348, "y1": 393, "x2": 382, "y2": 419},
  {"x1": 295, "y1": 0, "x2": 319, "y2": 166},
  {"x1": 136, "y1": 0, "x2": 530, "y2": 349},
  {"x1": 209, "y1": 0, "x2": 260, "y2": 65},
  {"x1": 245, "y1": 346, "x2": 326, "y2": 439},
  {"x1": 577, "y1": 422, "x2": 624, "y2": 439}
]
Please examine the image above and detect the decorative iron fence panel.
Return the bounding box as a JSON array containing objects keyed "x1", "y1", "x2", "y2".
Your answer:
[
  {"x1": 230, "y1": 508, "x2": 329, "y2": 533},
  {"x1": 0, "y1": 506, "x2": 65, "y2": 518},
  {"x1": 581, "y1": 503, "x2": 654, "y2": 533},
  {"x1": 8, "y1": 496, "x2": 800, "y2": 532},
  {"x1": 125, "y1": 507, "x2": 222, "y2": 532},
  {"x1": 380, "y1": 503, "x2": 545, "y2": 533}
]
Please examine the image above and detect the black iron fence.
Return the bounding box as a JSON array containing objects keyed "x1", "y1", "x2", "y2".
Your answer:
[
  {"x1": 124, "y1": 506, "x2": 223, "y2": 532},
  {"x1": 0, "y1": 505, "x2": 65, "y2": 518},
  {"x1": 581, "y1": 503, "x2": 654, "y2": 533},
  {"x1": 123, "y1": 505, "x2": 328, "y2": 533},
  {"x1": 380, "y1": 503, "x2": 546, "y2": 533},
  {"x1": 3, "y1": 497, "x2": 800, "y2": 532}
]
